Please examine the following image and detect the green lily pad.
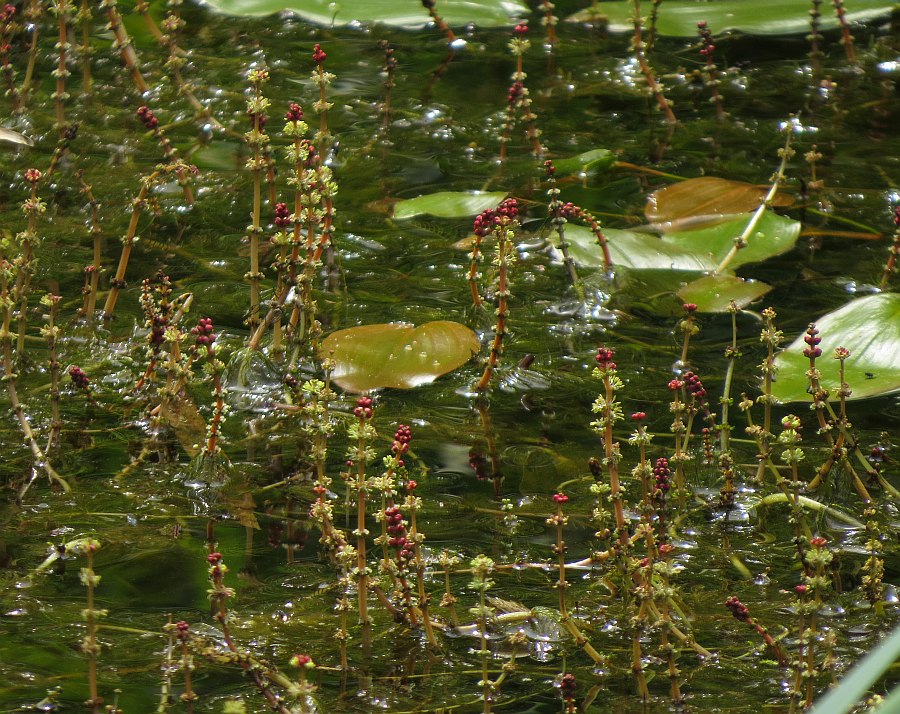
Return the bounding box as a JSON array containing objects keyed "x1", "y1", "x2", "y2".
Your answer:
[
  {"x1": 320, "y1": 321, "x2": 480, "y2": 392},
  {"x1": 565, "y1": 210, "x2": 800, "y2": 271},
  {"x1": 771, "y1": 293, "x2": 900, "y2": 402},
  {"x1": 567, "y1": 0, "x2": 895, "y2": 36},
  {"x1": 553, "y1": 149, "x2": 616, "y2": 178},
  {"x1": 676, "y1": 273, "x2": 771, "y2": 313},
  {"x1": 201, "y1": 0, "x2": 527, "y2": 26},
  {"x1": 393, "y1": 191, "x2": 508, "y2": 220}
]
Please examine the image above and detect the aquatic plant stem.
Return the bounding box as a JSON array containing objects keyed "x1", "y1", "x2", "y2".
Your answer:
[
  {"x1": 19, "y1": 0, "x2": 41, "y2": 98},
  {"x1": 102, "y1": 179, "x2": 149, "y2": 317},
  {"x1": 474, "y1": 221, "x2": 512, "y2": 392},
  {"x1": 75, "y1": 171, "x2": 103, "y2": 318},
  {"x1": 51, "y1": 0, "x2": 73, "y2": 133},
  {"x1": 244, "y1": 68, "x2": 270, "y2": 332},
  {"x1": 880, "y1": 207, "x2": 900, "y2": 288},
  {"x1": 832, "y1": 0, "x2": 857, "y2": 62},
  {"x1": 631, "y1": 0, "x2": 676, "y2": 124},
  {"x1": 350, "y1": 397, "x2": 375, "y2": 625},
  {"x1": 407, "y1": 481, "x2": 439, "y2": 646},
  {"x1": 101, "y1": 0, "x2": 149, "y2": 93},
  {"x1": 714, "y1": 128, "x2": 794, "y2": 275},
  {"x1": 42, "y1": 295, "x2": 62, "y2": 453}
]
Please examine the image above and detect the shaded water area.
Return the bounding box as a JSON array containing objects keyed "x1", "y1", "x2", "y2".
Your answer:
[{"x1": 1, "y1": 1, "x2": 899, "y2": 711}]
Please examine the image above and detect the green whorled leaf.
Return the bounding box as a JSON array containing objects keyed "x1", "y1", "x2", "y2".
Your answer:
[
  {"x1": 564, "y1": 210, "x2": 800, "y2": 271},
  {"x1": 320, "y1": 321, "x2": 480, "y2": 392},
  {"x1": 676, "y1": 273, "x2": 771, "y2": 313},
  {"x1": 771, "y1": 293, "x2": 900, "y2": 403},
  {"x1": 200, "y1": 0, "x2": 527, "y2": 26},
  {"x1": 646, "y1": 177, "x2": 794, "y2": 228},
  {"x1": 566, "y1": 0, "x2": 895, "y2": 36},
  {"x1": 552, "y1": 149, "x2": 616, "y2": 177},
  {"x1": 393, "y1": 191, "x2": 508, "y2": 220}
]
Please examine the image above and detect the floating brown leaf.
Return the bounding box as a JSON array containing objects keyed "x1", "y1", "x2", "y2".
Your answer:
[{"x1": 645, "y1": 176, "x2": 793, "y2": 229}]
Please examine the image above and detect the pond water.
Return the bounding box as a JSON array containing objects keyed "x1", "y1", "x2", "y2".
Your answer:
[{"x1": 0, "y1": 1, "x2": 899, "y2": 712}]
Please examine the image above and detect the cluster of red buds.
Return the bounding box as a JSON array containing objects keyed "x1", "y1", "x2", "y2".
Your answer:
[
  {"x1": 136, "y1": 106, "x2": 159, "y2": 130},
  {"x1": 24, "y1": 168, "x2": 42, "y2": 184},
  {"x1": 473, "y1": 198, "x2": 520, "y2": 238},
  {"x1": 724, "y1": 595, "x2": 749, "y2": 622},
  {"x1": 653, "y1": 457, "x2": 671, "y2": 495},
  {"x1": 558, "y1": 202, "x2": 582, "y2": 220},
  {"x1": 68, "y1": 365, "x2": 91, "y2": 390},
  {"x1": 285, "y1": 103, "x2": 304, "y2": 122},
  {"x1": 175, "y1": 620, "x2": 190, "y2": 640},
  {"x1": 682, "y1": 371, "x2": 707, "y2": 401},
  {"x1": 513, "y1": 21, "x2": 528, "y2": 36},
  {"x1": 697, "y1": 21, "x2": 715, "y2": 57},
  {"x1": 191, "y1": 317, "x2": 216, "y2": 348},
  {"x1": 469, "y1": 450, "x2": 489, "y2": 480},
  {"x1": 207, "y1": 552, "x2": 225, "y2": 575},
  {"x1": 696, "y1": 26, "x2": 721, "y2": 66},
  {"x1": 312, "y1": 43, "x2": 326, "y2": 65},
  {"x1": 595, "y1": 346, "x2": 616, "y2": 371},
  {"x1": 683, "y1": 302, "x2": 698, "y2": 314},
  {"x1": 289, "y1": 653, "x2": 315, "y2": 669},
  {"x1": 559, "y1": 672, "x2": 577, "y2": 702},
  {"x1": 392, "y1": 424, "x2": 411, "y2": 455},
  {"x1": 803, "y1": 324, "x2": 822, "y2": 359},
  {"x1": 273, "y1": 202, "x2": 291, "y2": 228},
  {"x1": 1, "y1": 3, "x2": 15, "y2": 23},
  {"x1": 507, "y1": 81, "x2": 524, "y2": 104},
  {"x1": 552, "y1": 492, "x2": 569, "y2": 504},
  {"x1": 354, "y1": 396, "x2": 373, "y2": 419},
  {"x1": 385, "y1": 505, "x2": 414, "y2": 565}
]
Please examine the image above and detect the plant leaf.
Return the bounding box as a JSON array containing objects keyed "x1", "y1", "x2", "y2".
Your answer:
[
  {"x1": 320, "y1": 321, "x2": 480, "y2": 392},
  {"x1": 393, "y1": 191, "x2": 508, "y2": 220},
  {"x1": 200, "y1": 0, "x2": 527, "y2": 26},
  {"x1": 566, "y1": 0, "x2": 895, "y2": 36},
  {"x1": 646, "y1": 177, "x2": 793, "y2": 227},
  {"x1": 771, "y1": 293, "x2": 900, "y2": 402},
  {"x1": 677, "y1": 274, "x2": 771, "y2": 313},
  {"x1": 564, "y1": 211, "x2": 800, "y2": 271},
  {"x1": 553, "y1": 149, "x2": 616, "y2": 178}
]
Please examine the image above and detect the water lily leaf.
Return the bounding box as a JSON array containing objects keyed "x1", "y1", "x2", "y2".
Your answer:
[
  {"x1": 565, "y1": 211, "x2": 800, "y2": 271},
  {"x1": 646, "y1": 177, "x2": 793, "y2": 228},
  {"x1": 393, "y1": 191, "x2": 508, "y2": 220},
  {"x1": 201, "y1": 0, "x2": 527, "y2": 26},
  {"x1": 666, "y1": 211, "x2": 801, "y2": 269},
  {"x1": 567, "y1": 0, "x2": 894, "y2": 36},
  {"x1": 321, "y1": 321, "x2": 480, "y2": 392},
  {"x1": 676, "y1": 273, "x2": 771, "y2": 313},
  {"x1": 553, "y1": 149, "x2": 616, "y2": 177},
  {"x1": 771, "y1": 293, "x2": 900, "y2": 402}
]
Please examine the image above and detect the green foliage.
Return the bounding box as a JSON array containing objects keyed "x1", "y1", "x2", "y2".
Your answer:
[
  {"x1": 568, "y1": 0, "x2": 897, "y2": 36},
  {"x1": 393, "y1": 191, "x2": 509, "y2": 220},
  {"x1": 771, "y1": 293, "x2": 900, "y2": 402},
  {"x1": 319, "y1": 321, "x2": 480, "y2": 392},
  {"x1": 202, "y1": 0, "x2": 528, "y2": 25}
]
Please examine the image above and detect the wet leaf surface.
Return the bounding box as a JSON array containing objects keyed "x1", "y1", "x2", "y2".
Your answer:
[
  {"x1": 772, "y1": 293, "x2": 900, "y2": 402},
  {"x1": 320, "y1": 321, "x2": 480, "y2": 392}
]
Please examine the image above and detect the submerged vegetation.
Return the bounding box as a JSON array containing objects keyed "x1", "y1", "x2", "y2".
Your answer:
[{"x1": 0, "y1": 0, "x2": 899, "y2": 711}]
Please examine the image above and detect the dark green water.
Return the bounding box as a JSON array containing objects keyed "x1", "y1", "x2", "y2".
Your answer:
[{"x1": 0, "y1": 2, "x2": 899, "y2": 712}]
